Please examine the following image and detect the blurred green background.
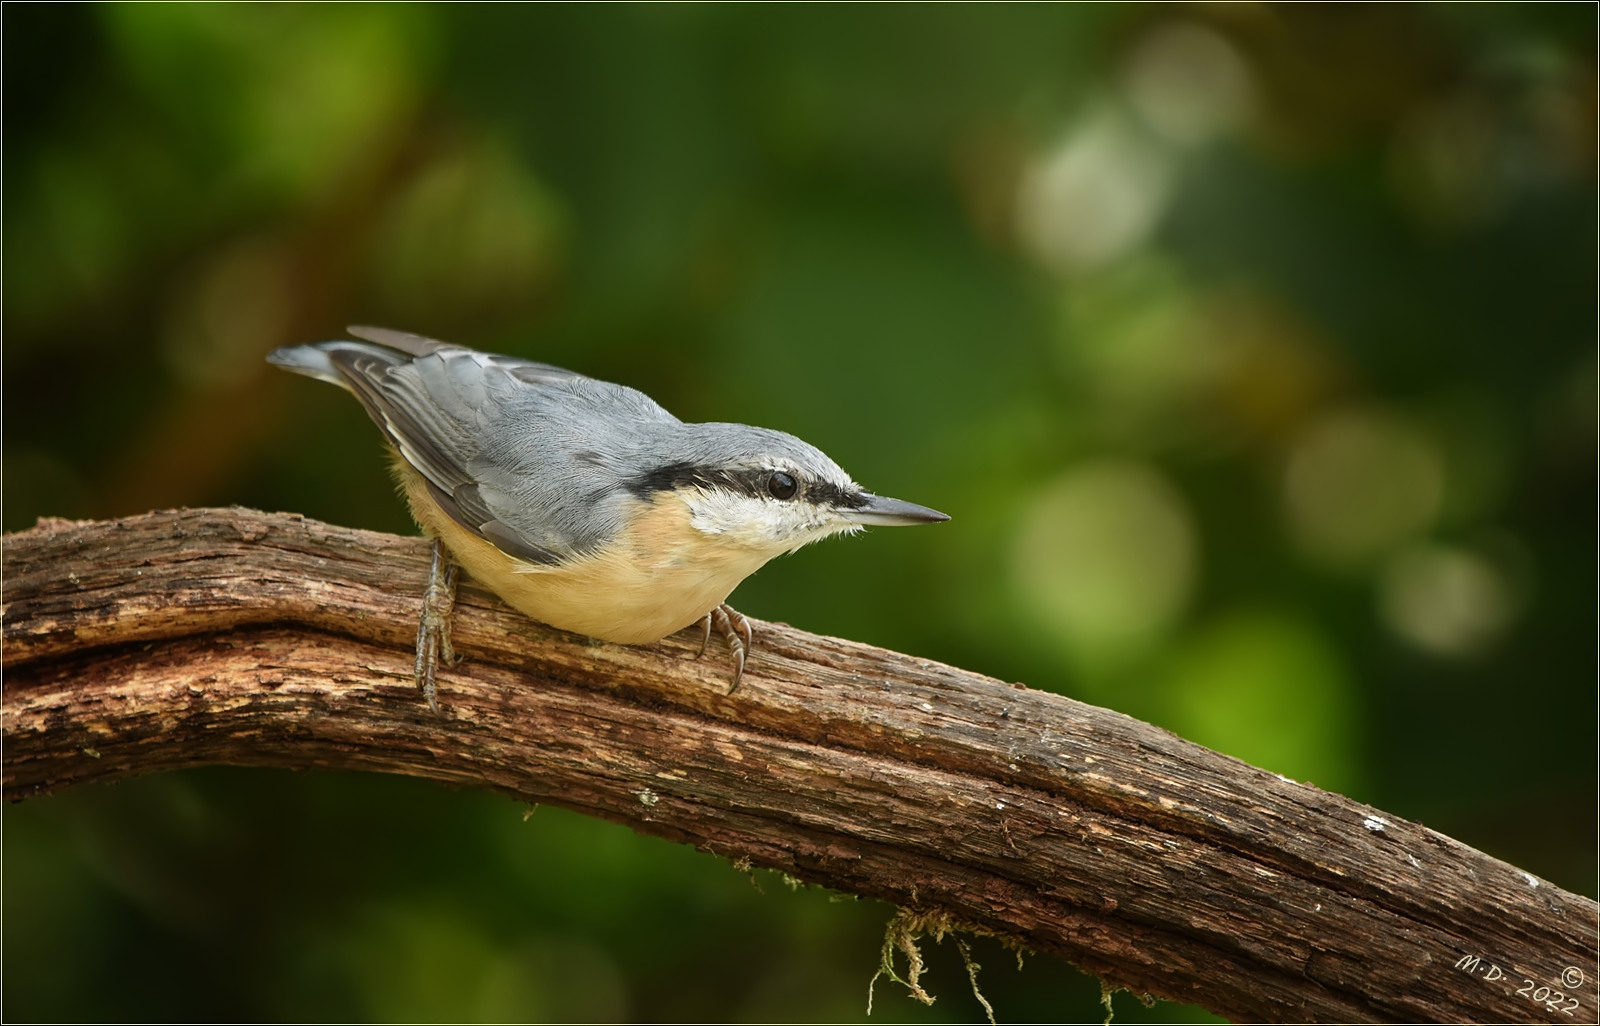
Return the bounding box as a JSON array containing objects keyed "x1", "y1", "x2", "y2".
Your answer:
[{"x1": 5, "y1": 4, "x2": 1594, "y2": 1022}]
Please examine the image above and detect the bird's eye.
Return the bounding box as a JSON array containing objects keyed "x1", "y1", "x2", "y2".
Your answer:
[{"x1": 767, "y1": 471, "x2": 798, "y2": 500}]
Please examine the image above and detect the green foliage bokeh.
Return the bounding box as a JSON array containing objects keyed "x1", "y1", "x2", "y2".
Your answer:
[{"x1": 5, "y1": 4, "x2": 1594, "y2": 1022}]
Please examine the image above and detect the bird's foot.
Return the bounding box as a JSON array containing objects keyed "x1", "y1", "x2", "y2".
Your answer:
[
  {"x1": 696, "y1": 603, "x2": 753, "y2": 693},
  {"x1": 415, "y1": 537, "x2": 460, "y2": 713}
]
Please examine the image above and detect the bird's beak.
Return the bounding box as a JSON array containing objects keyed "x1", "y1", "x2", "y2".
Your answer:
[{"x1": 840, "y1": 494, "x2": 950, "y2": 526}]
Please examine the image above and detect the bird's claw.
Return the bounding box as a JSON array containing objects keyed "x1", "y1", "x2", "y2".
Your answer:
[
  {"x1": 697, "y1": 602, "x2": 753, "y2": 692},
  {"x1": 415, "y1": 537, "x2": 459, "y2": 713}
]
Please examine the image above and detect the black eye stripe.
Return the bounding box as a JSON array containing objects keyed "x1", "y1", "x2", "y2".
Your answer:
[
  {"x1": 627, "y1": 462, "x2": 752, "y2": 498},
  {"x1": 628, "y1": 461, "x2": 868, "y2": 509},
  {"x1": 809, "y1": 481, "x2": 868, "y2": 510}
]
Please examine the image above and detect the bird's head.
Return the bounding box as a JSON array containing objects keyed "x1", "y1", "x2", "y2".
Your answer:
[{"x1": 628, "y1": 423, "x2": 948, "y2": 561}]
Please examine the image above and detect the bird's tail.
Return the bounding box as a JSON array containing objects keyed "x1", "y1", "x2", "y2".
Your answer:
[{"x1": 266, "y1": 340, "x2": 406, "y2": 391}]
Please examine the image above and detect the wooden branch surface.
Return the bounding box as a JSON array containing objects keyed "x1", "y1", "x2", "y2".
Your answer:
[{"x1": 4, "y1": 508, "x2": 1594, "y2": 1023}]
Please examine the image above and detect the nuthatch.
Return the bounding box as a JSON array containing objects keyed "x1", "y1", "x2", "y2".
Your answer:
[{"x1": 268, "y1": 327, "x2": 949, "y2": 708}]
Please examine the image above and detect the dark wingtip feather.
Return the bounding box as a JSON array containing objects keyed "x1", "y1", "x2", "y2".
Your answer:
[{"x1": 347, "y1": 325, "x2": 456, "y2": 357}]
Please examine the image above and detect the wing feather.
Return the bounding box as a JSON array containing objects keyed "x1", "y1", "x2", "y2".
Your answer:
[{"x1": 276, "y1": 328, "x2": 683, "y2": 567}]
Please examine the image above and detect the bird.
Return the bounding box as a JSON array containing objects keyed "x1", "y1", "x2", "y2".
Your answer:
[{"x1": 267, "y1": 326, "x2": 949, "y2": 709}]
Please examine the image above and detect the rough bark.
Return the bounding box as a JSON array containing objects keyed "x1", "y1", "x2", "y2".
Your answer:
[{"x1": 4, "y1": 508, "x2": 1594, "y2": 1023}]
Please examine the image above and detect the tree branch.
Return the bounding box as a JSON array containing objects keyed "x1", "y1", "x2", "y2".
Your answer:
[{"x1": 4, "y1": 508, "x2": 1593, "y2": 1023}]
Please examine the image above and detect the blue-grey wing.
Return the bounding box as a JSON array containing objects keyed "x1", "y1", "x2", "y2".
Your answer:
[{"x1": 271, "y1": 329, "x2": 678, "y2": 565}]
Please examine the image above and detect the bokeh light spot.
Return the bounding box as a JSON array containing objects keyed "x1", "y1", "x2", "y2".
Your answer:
[
  {"x1": 1011, "y1": 460, "x2": 1197, "y2": 671},
  {"x1": 1120, "y1": 21, "x2": 1254, "y2": 148},
  {"x1": 1379, "y1": 542, "x2": 1520, "y2": 658},
  {"x1": 1015, "y1": 107, "x2": 1173, "y2": 275},
  {"x1": 1284, "y1": 408, "x2": 1444, "y2": 567}
]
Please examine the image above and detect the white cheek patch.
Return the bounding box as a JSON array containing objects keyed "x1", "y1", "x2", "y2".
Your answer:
[
  {"x1": 685, "y1": 489, "x2": 782, "y2": 537},
  {"x1": 683, "y1": 489, "x2": 858, "y2": 552}
]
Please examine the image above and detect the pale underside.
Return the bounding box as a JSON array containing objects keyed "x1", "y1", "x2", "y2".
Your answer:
[{"x1": 399, "y1": 461, "x2": 851, "y2": 644}]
